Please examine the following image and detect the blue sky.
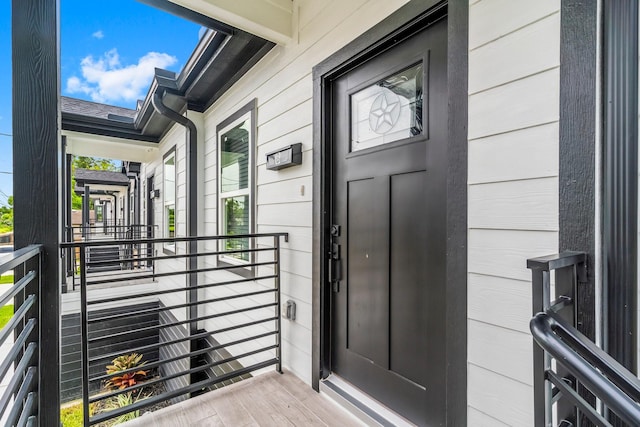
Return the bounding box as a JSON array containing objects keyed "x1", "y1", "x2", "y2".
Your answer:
[{"x1": 0, "y1": 0, "x2": 201, "y2": 205}]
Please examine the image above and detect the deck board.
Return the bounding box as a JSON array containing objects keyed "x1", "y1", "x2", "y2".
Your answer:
[{"x1": 120, "y1": 370, "x2": 363, "y2": 427}]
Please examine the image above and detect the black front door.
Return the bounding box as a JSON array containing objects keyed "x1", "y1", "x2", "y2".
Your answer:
[{"x1": 330, "y1": 15, "x2": 447, "y2": 426}]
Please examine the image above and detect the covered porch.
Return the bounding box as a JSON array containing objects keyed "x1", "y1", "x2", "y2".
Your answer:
[{"x1": 8, "y1": 0, "x2": 640, "y2": 426}]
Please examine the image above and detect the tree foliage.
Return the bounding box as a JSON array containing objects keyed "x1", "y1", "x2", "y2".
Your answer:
[
  {"x1": 0, "y1": 196, "x2": 13, "y2": 233},
  {"x1": 71, "y1": 156, "x2": 118, "y2": 210},
  {"x1": 71, "y1": 178, "x2": 83, "y2": 210},
  {"x1": 72, "y1": 156, "x2": 117, "y2": 172}
]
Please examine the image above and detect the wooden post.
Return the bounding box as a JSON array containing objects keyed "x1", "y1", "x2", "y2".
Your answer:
[{"x1": 12, "y1": 0, "x2": 61, "y2": 425}]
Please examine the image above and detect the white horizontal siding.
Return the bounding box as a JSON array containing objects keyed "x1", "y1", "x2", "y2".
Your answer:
[
  {"x1": 470, "y1": 12, "x2": 560, "y2": 94},
  {"x1": 469, "y1": 68, "x2": 560, "y2": 140},
  {"x1": 141, "y1": 123, "x2": 189, "y2": 322},
  {"x1": 468, "y1": 0, "x2": 560, "y2": 424},
  {"x1": 468, "y1": 122, "x2": 559, "y2": 184},
  {"x1": 468, "y1": 407, "x2": 510, "y2": 427},
  {"x1": 468, "y1": 364, "x2": 534, "y2": 426},
  {"x1": 469, "y1": 0, "x2": 559, "y2": 49},
  {"x1": 469, "y1": 229, "x2": 558, "y2": 282},
  {"x1": 468, "y1": 273, "x2": 531, "y2": 334},
  {"x1": 257, "y1": 176, "x2": 312, "y2": 205},
  {"x1": 468, "y1": 178, "x2": 559, "y2": 231},
  {"x1": 468, "y1": 320, "x2": 533, "y2": 385}
]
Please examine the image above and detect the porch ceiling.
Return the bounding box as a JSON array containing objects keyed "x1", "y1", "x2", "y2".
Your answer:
[
  {"x1": 63, "y1": 130, "x2": 159, "y2": 163},
  {"x1": 150, "y1": 0, "x2": 294, "y2": 45}
]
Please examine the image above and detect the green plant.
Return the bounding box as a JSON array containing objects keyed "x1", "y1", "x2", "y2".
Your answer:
[
  {"x1": 60, "y1": 403, "x2": 83, "y2": 427},
  {"x1": 60, "y1": 401, "x2": 96, "y2": 427},
  {"x1": 104, "y1": 392, "x2": 140, "y2": 424},
  {"x1": 0, "y1": 273, "x2": 14, "y2": 285},
  {"x1": 105, "y1": 353, "x2": 148, "y2": 390},
  {"x1": 0, "y1": 304, "x2": 14, "y2": 329}
]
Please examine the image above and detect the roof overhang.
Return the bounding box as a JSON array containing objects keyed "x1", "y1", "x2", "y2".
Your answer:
[
  {"x1": 140, "y1": 0, "x2": 294, "y2": 45},
  {"x1": 61, "y1": 14, "x2": 275, "y2": 159},
  {"x1": 63, "y1": 131, "x2": 159, "y2": 163}
]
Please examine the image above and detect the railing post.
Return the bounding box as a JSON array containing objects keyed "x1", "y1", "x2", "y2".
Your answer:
[
  {"x1": 530, "y1": 265, "x2": 552, "y2": 427},
  {"x1": 529, "y1": 253, "x2": 587, "y2": 426},
  {"x1": 79, "y1": 245, "x2": 91, "y2": 427},
  {"x1": 274, "y1": 235, "x2": 282, "y2": 373}
]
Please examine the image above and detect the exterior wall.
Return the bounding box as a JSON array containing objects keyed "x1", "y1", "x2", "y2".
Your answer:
[
  {"x1": 195, "y1": 0, "x2": 412, "y2": 385},
  {"x1": 142, "y1": 124, "x2": 188, "y2": 320},
  {"x1": 467, "y1": 0, "x2": 560, "y2": 425}
]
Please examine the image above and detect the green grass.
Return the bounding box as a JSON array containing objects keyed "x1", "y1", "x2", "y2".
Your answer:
[
  {"x1": 0, "y1": 273, "x2": 13, "y2": 285},
  {"x1": 0, "y1": 305, "x2": 13, "y2": 329},
  {"x1": 60, "y1": 403, "x2": 83, "y2": 427}
]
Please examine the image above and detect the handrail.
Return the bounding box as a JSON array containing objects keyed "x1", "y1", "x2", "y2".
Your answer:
[
  {"x1": 0, "y1": 244, "x2": 44, "y2": 425},
  {"x1": 530, "y1": 312, "x2": 640, "y2": 426},
  {"x1": 0, "y1": 245, "x2": 43, "y2": 276},
  {"x1": 60, "y1": 232, "x2": 289, "y2": 248},
  {"x1": 65, "y1": 232, "x2": 288, "y2": 426},
  {"x1": 528, "y1": 251, "x2": 640, "y2": 426}
]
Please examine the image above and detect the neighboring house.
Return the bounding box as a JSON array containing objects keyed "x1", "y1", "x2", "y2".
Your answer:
[{"x1": 13, "y1": 0, "x2": 640, "y2": 426}]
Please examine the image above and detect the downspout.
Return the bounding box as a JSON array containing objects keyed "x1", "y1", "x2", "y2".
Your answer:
[
  {"x1": 151, "y1": 88, "x2": 199, "y2": 379},
  {"x1": 82, "y1": 185, "x2": 90, "y2": 239}
]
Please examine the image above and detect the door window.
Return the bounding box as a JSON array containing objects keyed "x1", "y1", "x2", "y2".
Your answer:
[{"x1": 350, "y1": 62, "x2": 423, "y2": 152}]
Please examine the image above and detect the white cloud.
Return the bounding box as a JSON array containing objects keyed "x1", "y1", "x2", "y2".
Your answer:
[
  {"x1": 92, "y1": 30, "x2": 104, "y2": 39},
  {"x1": 65, "y1": 49, "x2": 177, "y2": 104}
]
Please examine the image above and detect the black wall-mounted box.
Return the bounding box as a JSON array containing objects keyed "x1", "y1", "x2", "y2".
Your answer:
[{"x1": 266, "y1": 143, "x2": 302, "y2": 170}]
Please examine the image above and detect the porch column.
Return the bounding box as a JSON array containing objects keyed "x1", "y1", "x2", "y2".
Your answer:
[
  {"x1": 12, "y1": 0, "x2": 61, "y2": 425},
  {"x1": 82, "y1": 185, "x2": 90, "y2": 237}
]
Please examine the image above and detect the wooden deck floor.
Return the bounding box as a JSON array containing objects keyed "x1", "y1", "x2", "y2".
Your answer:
[{"x1": 121, "y1": 370, "x2": 364, "y2": 427}]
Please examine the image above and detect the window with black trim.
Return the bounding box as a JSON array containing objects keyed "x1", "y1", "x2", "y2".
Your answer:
[
  {"x1": 163, "y1": 148, "x2": 176, "y2": 253},
  {"x1": 217, "y1": 100, "x2": 256, "y2": 265}
]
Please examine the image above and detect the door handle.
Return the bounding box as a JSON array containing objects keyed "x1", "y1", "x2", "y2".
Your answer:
[{"x1": 329, "y1": 242, "x2": 342, "y2": 292}]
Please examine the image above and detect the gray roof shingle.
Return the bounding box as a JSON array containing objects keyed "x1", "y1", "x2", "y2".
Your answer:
[
  {"x1": 75, "y1": 169, "x2": 130, "y2": 185},
  {"x1": 61, "y1": 97, "x2": 137, "y2": 121}
]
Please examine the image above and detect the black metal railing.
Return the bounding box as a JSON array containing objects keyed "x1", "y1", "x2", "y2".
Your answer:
[
  {"x1": 528, "y1": 252, "x2": 640, "y2": 426},
  {"x1": 60, "y1": 232, "x2": 287, "y2": 426},
  {"x1": 65, "y1": 224, "x2": 156, "y2": 292},
  {"x1": 0, "y1": 245, "x2": 43, "y2": 426},
  {"x1": 69, "y1": 223, "x2": 154, "y2": 242}
]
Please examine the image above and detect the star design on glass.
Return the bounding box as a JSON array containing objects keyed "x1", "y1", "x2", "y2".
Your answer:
[{"x1": 369, "y1": 87, "x2": 401, "y2": 135}]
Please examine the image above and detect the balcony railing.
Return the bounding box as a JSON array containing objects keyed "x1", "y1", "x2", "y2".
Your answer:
[
  {"x1": 60, "y1": 232, "x2": 287, "y2": 426},
  {"x1": 68, "y1": 223, "x2": 155, "y2": 242},
  {"x1": 64, "y1": 224, "x2": 156, "y2": 292},
  {"x1": 528, "y1": 252, "x2": 640, "y2": 426},
  {"x1": 0, "y1": 245, "x2": 43, "y2": 426}
]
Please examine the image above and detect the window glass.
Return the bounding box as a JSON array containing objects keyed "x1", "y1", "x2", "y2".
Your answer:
[
  {"x1": 221, "y1": 195, "x2": 249, "y2": 261},
  {"x1": 350, "y1": 62, "x2": 423, "y2": 152},
  {"x1": 218, "y1": 104, "x2": 254, "y2": 264},
  {"x1": 164, "y1": 151, "x2": 176, "y2": 252},
  {"x1": 221, "y1": 121, "x2": 249, "y2": 193}
]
